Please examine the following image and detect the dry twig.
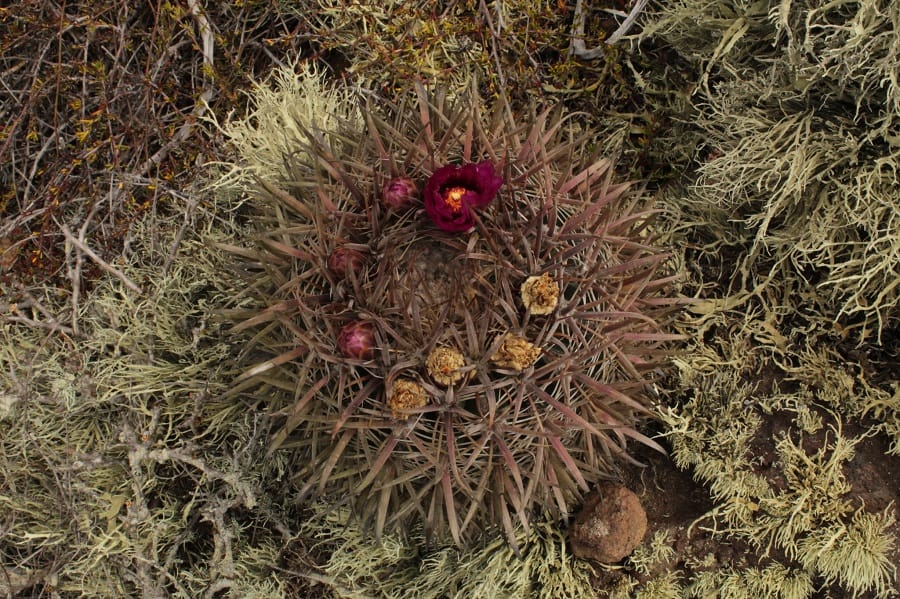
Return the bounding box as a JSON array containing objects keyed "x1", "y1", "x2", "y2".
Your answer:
[
  {"x1": 55, "y1": 219, "x2": 142, "y2": 295},
  {"x1": 571, "y1": 0, "x2": 650, "y2": 58}
]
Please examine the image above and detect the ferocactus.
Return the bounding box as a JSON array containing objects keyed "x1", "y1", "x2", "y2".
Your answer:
[{"x1": 225, "y1": 80, "x2": 681, "y2": 548}]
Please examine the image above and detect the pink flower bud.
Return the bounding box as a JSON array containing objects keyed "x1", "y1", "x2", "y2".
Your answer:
[
  {"x1": 381, "y1": 177, "x2": 419, "y2": 211},
  {"x1": 338, "y1": 321, "x2": 376, "y2": 360},
  {"x1": 328, "y1": 247, "x2": 366, "y2": 278}
]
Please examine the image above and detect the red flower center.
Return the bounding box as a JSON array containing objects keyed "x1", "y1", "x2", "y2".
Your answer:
[{"x1": 443, "y1": 187, "x2": 467, "y2": 212}]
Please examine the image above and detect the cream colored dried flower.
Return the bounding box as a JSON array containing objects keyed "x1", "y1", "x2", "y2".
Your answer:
[
  {"x1": 490, "y1": 334, "x2": 541, "y2": 371},
  {"x1": 388, "y1": 379, "x2": 428, "y2": 418},
  {"x1": 426, "y1": 346, "x2": 468, "y2": 386},
  {"x1": 521, "y1": 273, "x2": 559, "y2": 315}
]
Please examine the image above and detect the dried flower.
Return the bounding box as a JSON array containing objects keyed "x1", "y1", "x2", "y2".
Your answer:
[
  {"x1": 425, "y1": 346, "x2": 468, "y2": 386},
  {"x1": 521, "y1": 273, "x2": 559, "y2": 315},
  {"x1": 337, "y1": 320, "x2": 375, "y2": 360},
  {"x1": 381, "y1": 177, "x2": 419, "y2": 211},
  {"x1": 490, "y1": 333, "x2": 541, "y2": 371},
  {"x1": 424, "y1": 160, "x2": 503, "y2": 232},
  {"x1": 328, "y1": 246, "x2": 366, "y2": 278},
  {"x1": 388, "y1": 378, "x2": 428, "y2": 417}
]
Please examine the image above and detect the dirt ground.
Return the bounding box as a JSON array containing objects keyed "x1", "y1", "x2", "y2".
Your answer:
[{"x1": 610, "y1": 416, "x2": 900, "y2": 597}]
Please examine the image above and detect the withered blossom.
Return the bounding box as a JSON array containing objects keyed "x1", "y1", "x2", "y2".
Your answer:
[
  {"x1": 521, "y1": 273, "x2": 559, "y2": 315},
  {"x1": 490, "y1": 333, "x2": 541, "y2": 371},
  {"x1": 388, "y1": 378, "x2": 428, "y2": 417},
  {"x1": 425, "y1": 346, "x2": 468, "y2": 386}
]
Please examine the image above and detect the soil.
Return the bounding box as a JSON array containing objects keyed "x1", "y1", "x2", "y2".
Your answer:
[{"x1": 589, "y1": 412, "x2": 900, "y2": 597}]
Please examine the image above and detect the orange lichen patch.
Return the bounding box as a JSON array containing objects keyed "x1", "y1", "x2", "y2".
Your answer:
[
  {"x1": 490, "y1": 334, "x2": 541, "y2": 371},
  {"x1": 426, "y1": 346, "x2": 468, "y2": 386},
  {"x1": 521, "y1": 273, "x2": 559, "y2": 315},
  {"x1": 443, "y1": 187, "x2": 467, "y2": 212},
  {"x1": 387, "y1": 378, "x2": 428, "y2": 418}
]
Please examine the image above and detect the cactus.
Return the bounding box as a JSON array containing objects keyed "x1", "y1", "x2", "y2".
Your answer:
[{"x1": 224, "y1": 77, "x2": 681, "y2": 548}]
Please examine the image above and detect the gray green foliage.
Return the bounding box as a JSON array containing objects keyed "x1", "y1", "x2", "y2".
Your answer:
[
  {"x1": 0, "y1": 203, "x2": 300, "y2": 597},
  {"x1": 297, "y1": 505, "x2": 595, "y2": 599},
  {"x1": 644, "y1": 0, "x2": 900, "y2": 342}
]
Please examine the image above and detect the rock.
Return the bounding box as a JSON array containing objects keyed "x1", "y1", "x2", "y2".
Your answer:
[{"x1": 569, "y1": 482, "x2": 647, "y2": 563}]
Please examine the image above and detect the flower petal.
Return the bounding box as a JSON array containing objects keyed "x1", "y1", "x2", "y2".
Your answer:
[
  {"x1": 423, "y1": 161, "x2": 503, "y2": 232},
  {"x1": 468, "y1": 160, "x2": 504, "y2": 209}
]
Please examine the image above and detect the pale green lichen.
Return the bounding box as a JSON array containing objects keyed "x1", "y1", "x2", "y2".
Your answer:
[
  {"x1": 0, "y1": 192, "x2": 302, "y2": 597},
  {"x1": 661, "y1": 380, "x2": 896, "y2": 595},
  {"x1": 297, "y1": 504, "x2": 595, "y2": 599},
  {"x1": 628, "y1": 529, "x2": 676, "y2": 576},
  {"x1": 683, "y1": 563, "x2": 814, "y2": 599},
  {"x1": 209, "y1": 60, "x2": 361, "y2": 190},
  {"x1": 629, "y1": 4, "x2": 900, "y2": 594},
  {"x1": 644, "y1": 0, "x2": 900, "y2": 343},
  {"x1": 633, "y1": 572, "x2": 683, "y2": 599},
  {"x1": 797, "y1": 506, "x2": 897, "y2": 598},
  {"x1": 782, "y1": 347, "x2": 900, "y2": 455},
  {"x1": 656, "y1": 290, "x2": 897, "y2": 597}
]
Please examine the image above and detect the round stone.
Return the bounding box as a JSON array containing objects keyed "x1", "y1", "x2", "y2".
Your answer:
[{"x1": 569, "y1": 482, "x2": 647, "y2": 564}]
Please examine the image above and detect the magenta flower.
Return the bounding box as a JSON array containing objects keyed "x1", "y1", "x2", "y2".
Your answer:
[
  {"x1": 328, "y1": 246, "x2": 366, "y2": 278},
  {"x1": 381, "y1": 177, "x2": 419, "y2": 211},
  {"x1": 424, "y1": 160, "x2": 503, "y2": 232},
  {"x1": 338, "y1": 320, "x2": 376, "y2": 360}
]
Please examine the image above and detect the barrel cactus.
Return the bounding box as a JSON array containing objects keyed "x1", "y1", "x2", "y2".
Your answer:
[{"x1": 224, "y1": 78, "x2": 681, "y2": 548}]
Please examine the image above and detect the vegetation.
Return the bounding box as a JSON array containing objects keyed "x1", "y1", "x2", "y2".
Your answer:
[
  {"x1": 218, "y1": 67, "x2": 680, "y2": 548},
  {"x1": 1, "y1": 0, "x2": 897, "y2": 597}
]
